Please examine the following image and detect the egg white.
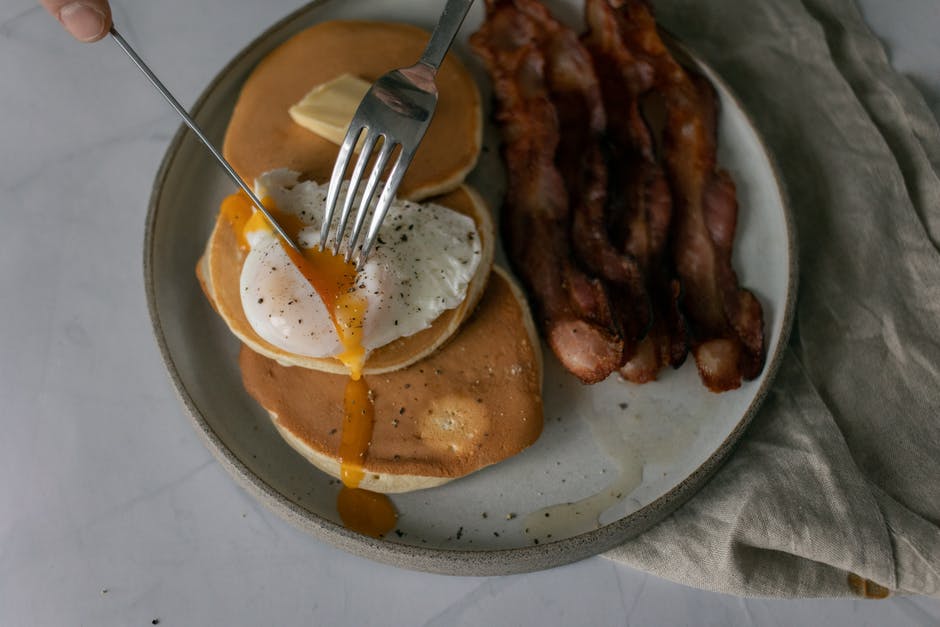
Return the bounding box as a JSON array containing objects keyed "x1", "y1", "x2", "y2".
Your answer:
[{"x1": 239, "y1": 169, "x2": 482, "y2": 359}]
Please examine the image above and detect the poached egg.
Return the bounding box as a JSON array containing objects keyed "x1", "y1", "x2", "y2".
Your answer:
[{"x1": 237, "y1": 169, "x2": 483, "y2": 362}]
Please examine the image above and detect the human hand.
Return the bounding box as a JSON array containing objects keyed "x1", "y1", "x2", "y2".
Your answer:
[{"x1": 41, "y1": 0, "x2": 112, "y2": 42}]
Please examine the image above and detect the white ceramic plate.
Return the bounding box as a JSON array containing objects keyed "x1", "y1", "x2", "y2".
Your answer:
[{"x1": 145, "y1": 0, "x2": 796, "y2": 574}]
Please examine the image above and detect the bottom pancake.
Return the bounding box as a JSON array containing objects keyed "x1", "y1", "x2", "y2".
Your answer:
[{"x1": 240, "y1": 267, "x2": 544, "y2": 493}]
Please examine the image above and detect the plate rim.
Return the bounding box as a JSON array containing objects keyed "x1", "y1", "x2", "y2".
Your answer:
[{"x1": 143, "y1": 0, "x2": 798, "y2": 576}]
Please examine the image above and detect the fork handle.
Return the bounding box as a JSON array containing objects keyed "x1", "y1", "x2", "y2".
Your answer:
[{"x1": 418, "y1": 0, "x2": 475, "y2": 72}]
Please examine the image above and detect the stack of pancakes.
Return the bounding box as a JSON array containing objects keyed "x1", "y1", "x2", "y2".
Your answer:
[{"x1": 196, "y1": 20, "x2": 544, "y2": 493}]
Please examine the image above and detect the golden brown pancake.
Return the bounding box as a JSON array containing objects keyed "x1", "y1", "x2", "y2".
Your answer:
[
  {"x1": 197, "y1": 183, "x2": 494, "y2": 374},
  {"x1": 224, "y1": 20, "x2": 482, "y2": 201},
  {"x1": 240, "y1": 267, "x2": 544, "y2": 493}
]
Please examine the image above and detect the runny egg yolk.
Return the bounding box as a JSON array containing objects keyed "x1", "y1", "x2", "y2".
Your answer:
[{"x1": 223, "y1": 191, "x2": 397, "y2": 538}]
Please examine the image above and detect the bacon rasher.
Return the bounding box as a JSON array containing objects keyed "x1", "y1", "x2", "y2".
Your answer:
[
  {"x1": 472, "y1": 0, "x2": 765, "y2": 391},
  {"x1": 607, "y1": 0, "x2": 765, "y2": 390},
  {"x1": 471, "y1": 0, "x2": 626, "y2": 383},
  {"x1": 583, "y1": 0, "x2": 688, "y2": 383}
]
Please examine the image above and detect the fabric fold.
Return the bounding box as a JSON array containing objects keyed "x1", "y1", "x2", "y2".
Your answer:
[
  {"x1": 605, "y1": 0, "x2": 940, "y2": 597},
  {"x1": 607, "y1": 352, "x2": 897, "y2": 596}
]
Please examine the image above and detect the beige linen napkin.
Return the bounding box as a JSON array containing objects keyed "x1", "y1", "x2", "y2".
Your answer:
[{"x1": 605, "y1": 0, "x2": 940, "y2": 597}]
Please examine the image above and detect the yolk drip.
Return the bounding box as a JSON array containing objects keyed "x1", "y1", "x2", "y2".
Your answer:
[
  {"x1": 336, "y1": 487, "x2": 398, "y2": 538},
  {"x1": 340, "y1": 377, "x2": 371, "y2": 486},
  {"x1": 223, "y1": 191, "x2": 397, "y2": 538},
  {"x1": 292, "y1": 248, "x2": 366, "y2": 377},
  {"x1": 220, "y1": 193, "x2": 253, "y2": 251}
]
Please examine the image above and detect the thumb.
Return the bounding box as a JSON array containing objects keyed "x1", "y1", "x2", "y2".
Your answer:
[{"x1": 40, "y1": 0, "x2": 112, "y2": 42}]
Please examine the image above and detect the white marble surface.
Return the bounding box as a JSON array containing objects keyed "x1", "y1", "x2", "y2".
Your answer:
[{"x1": 1, "y1": 0, "x2": 938, "y2": 624}]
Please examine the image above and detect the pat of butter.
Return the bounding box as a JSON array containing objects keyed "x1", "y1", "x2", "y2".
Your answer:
[{"x1": 289, "y1": 73, "x2": 371, "y2": 150}]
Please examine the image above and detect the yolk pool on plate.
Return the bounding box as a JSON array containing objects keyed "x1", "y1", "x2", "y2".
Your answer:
[
  {"x1": 335, "y1": 486, "x2": 398, "y2": 538},
  {"x1": 224, "y1": 191, "x2": 397, "y2": 538}
]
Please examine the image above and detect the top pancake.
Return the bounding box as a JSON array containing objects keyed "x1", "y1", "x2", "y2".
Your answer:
[
  {"x1": 223, "y1": 20, "x2": 482, "y2": 201},
  {"x1": 197, "y1": 183, "x2": 494, "y2": 374}
]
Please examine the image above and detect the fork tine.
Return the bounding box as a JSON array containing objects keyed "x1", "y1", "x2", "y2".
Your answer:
[
  {"x1": 319, "y1": 125, "x2": 364, "y2": 250},
  {"x1": 342, "y1": 140, "x2": 398, "y2": 261},
  {"x1": 354, "y1": 148, "x2": 414, "y2": 270},
  {"x1": 330, "y1": 130, "x2": 379, "y2": 255}
]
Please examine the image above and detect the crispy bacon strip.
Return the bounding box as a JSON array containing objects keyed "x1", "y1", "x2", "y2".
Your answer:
[
  {"x1": 471, "y1": 0, "x2": 625, "y2": 383},
  {"x1": 506, "y1": 0, "x2": 651, "y2": 357},
  {"x1": 610, "y1": 0, "x2": 766, "y2": 391},
  {"x1": 583, "y1": 0, "x2": 655, "y2": 159},
  {"x1": 536, "y1": 11, "x2": 643, "y2": 283},
  {"x1": 615, "y1": 159, "x2": 688, "y2": 383},
  {"x1": 583, "y1": 0, "x2": 687, "y2": 382}
]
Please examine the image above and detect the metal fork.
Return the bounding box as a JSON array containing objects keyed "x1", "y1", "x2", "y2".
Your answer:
[{"x1": 319, "y1": 0, "x2": 475, "y2": 269}]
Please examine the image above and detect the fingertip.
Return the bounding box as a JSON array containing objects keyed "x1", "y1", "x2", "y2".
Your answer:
[{"x1": 58, "y1": 2, "x2": 111, "y2": 42}]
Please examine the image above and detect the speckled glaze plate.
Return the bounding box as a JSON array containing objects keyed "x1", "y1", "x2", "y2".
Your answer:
[{"x1": 145, "y1": 0, "x2": 796, "y2": 575}]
